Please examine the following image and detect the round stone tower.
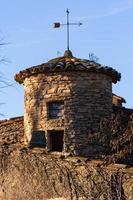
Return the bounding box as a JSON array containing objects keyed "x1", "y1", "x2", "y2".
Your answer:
[{"x1": 15, "y1": 50, "x2": 120, "y2": 157}]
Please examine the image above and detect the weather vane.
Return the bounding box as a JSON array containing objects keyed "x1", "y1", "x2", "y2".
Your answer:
[{"x1": 54, "y1": 9, "x2": 83, "y2": 51}]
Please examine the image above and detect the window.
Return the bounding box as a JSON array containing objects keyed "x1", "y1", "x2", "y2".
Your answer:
[{"x1": 48, "y1": 101, "x2": 64, "y2": 119}]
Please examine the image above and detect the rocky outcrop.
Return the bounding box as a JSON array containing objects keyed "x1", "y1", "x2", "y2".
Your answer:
[
  {"x1": 0, "y1": 146, "x2": 133, "y2": 200},
  {"x1": 0, "y1": 109, "x2": 133, "y2": 199}
]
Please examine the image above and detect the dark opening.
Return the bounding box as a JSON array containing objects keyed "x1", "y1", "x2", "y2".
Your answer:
[
  {"x1": 50, "y1": 131, "x2": 64, "y2": 152},
  {"x1": 30, "y1": 131, "x2": 46, "y2": 147}
]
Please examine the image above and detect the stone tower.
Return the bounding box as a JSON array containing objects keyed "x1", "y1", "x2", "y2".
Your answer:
[{"x1": 15, "y1": 50, "x2": 120, "y2": 157}]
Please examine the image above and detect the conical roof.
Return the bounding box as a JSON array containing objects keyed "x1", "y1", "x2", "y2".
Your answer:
[{"x1": 15, "y1": 50, "x2": 121, "y2": 84}]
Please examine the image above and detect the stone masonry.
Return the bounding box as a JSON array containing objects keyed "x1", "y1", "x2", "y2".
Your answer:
[
  {"x1": 23, "y1": 71, "x2": 112, "y2": 156},
  {"x1": 15, "y1": 50, "x2": 121, "y2": 157},
  {"x1": 0, "y1": 116, "x2": 24, "y2": 145}
]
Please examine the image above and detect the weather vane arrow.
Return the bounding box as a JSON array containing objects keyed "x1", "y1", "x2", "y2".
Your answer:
[{"x1": 53, "y1": 9, "x2": 83, "y2": 51}]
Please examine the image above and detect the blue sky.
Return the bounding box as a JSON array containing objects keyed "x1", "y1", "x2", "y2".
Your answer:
[{"x1": 0, "y1": 0, "x2": 133, "y2": 119}]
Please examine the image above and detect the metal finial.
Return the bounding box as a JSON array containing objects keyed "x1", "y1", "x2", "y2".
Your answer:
[
  {"x1": 54, "y1": 9, "x2": 82, "y2": 52},
  {"x1": 66, "y1": 8, "x2": 69, "y2": 14},
  {"x1": 66, "y1": 8, "x2": 70, "y2": 51},
  {"x1": 64, "y1": 50, "x2": 73, "y2": 57}
]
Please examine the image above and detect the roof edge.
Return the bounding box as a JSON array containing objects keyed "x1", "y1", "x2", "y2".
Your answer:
[{"x1": 15, "y1": 57, "x2": 121, "y2": 84}]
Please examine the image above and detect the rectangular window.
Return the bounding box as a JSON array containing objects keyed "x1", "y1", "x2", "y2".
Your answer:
[{"x1": 48, "y1": 101, "x2": 64, "y2": 119}]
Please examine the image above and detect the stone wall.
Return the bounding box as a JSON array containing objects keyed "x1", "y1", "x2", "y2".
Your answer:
[
  {"x1": 24, "y1": 71, "x2": 112, "y2": 156},
  {"x1": 0, "y1": 116, "x2": 24, "y2": 145}
]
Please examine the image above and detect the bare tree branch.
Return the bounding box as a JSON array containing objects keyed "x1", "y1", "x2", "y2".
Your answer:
[
  {"x1": 0, "y1": 37, "x2": 11, "y2": 117},
  {"x1": 89, "y1": 52, "x2": 99, "y2": 62}
]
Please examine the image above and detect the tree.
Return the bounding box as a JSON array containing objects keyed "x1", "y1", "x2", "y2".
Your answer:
[
  {"x1": 89, "y1": 52, "x2": 99, "y2": 62},
  {"x1": 0, "y1": 39, "x2": 12, "y2": 117},
  {"x1": 0, "y1": 39, "x2": 10, "y2": 89}
]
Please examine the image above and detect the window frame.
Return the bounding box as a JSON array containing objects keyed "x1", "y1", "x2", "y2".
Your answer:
[{"x1": 47, "y1": 101, "x2": 64, "y2": 119}]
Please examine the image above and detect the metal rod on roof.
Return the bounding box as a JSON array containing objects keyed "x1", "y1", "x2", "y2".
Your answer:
[
  {"x1": 66, "y1": 8, "x2": 70, "y2": 51},
  {"x1": 53, "y1": 9, "x2": 83, "y2": 51}
]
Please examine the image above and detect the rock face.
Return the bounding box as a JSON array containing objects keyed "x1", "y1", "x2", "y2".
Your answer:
[{"x1": 0, "y1": 146, "x2": 133, "y2": 200}]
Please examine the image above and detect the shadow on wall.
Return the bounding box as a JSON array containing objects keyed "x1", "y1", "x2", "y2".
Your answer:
[{"x1": 25, "y1": 77, "x2": 46, "y2": 145}]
